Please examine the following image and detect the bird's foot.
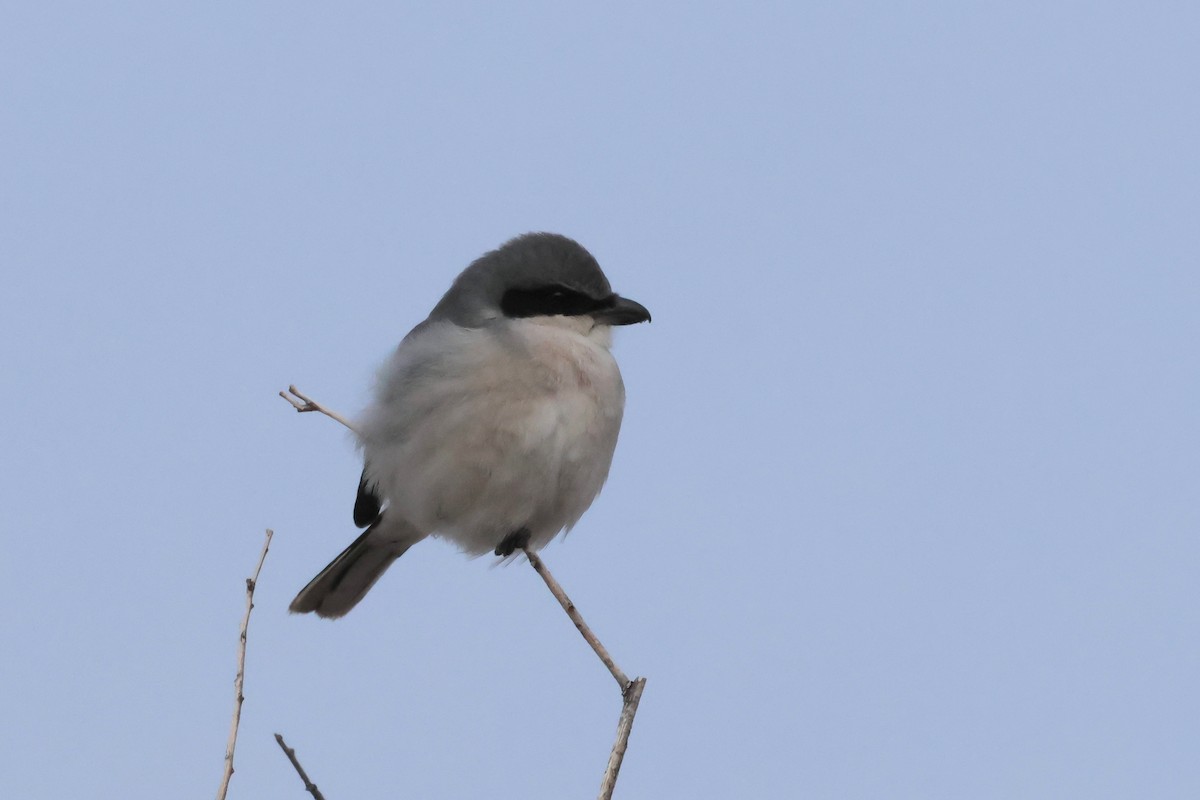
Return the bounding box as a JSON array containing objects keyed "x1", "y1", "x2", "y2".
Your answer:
[{"x1": 494, "y1": 528, "x2": 531, "y2": 557}]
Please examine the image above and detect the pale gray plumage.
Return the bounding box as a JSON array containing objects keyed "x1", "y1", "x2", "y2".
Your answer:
[{"x1": 290, "y1": 233, "x2": 649, "y2": 619}]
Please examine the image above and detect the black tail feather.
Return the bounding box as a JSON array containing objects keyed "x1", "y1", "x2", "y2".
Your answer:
[{"x1": 289, "y1": 524, "x2": 416, "y2": 618}]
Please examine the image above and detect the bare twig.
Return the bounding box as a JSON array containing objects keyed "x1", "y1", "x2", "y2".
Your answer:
[
  {"x1": 599, "y1": 678, "x2": 647, "y2": 800},
  {"x1": 523, "y1": 549, "x2": 630, "y2": 690},
  {"x1": 280, "y1": 387, "x2": 648, "y2": 798},
  {"x1": 279, "y1": 385, "x2": 358, "y2": 433},
  {"x1": 275, "y1": 734, "x2": 328, "y2": 800},
  {"x1": 216, "y1": 528, "x2": 274, "y2": 800}
]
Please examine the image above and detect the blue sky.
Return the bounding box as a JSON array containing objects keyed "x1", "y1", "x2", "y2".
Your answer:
[{"x1": 2, "y1": 3, "x2": 1197, "y2": 798}]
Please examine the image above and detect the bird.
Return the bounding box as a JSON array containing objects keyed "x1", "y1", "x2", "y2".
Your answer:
[{"x1": 289, "y1": 232, "x2": 651, "y2": 618}]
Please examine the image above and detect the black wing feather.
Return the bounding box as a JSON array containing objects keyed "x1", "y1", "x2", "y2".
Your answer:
[{"x1": 353, "y1": 467, "x2": 382, "y2": 528}]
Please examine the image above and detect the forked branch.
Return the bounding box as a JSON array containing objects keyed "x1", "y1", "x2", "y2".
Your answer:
[{"x1": 524, "y1": 548, "x2": 647, "y2": 799}]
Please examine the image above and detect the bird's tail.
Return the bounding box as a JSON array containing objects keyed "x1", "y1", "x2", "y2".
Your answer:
[{"x1": 289, "y1": 518, "x2": 423, "y2": 619}]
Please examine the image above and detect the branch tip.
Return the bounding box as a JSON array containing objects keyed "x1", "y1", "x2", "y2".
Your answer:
[
  {"x1": 278, "y1": 385, "x2": 358, "y2": 433},
  {"x1": 275, "y1": 733, "x2": 327, "y2": 800},
  {"x1": 215, "y1": 528, "x2": 273, "y2": 800}
]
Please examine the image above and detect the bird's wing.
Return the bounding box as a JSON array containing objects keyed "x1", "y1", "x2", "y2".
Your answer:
[
  {"x1": 353, "y1": 467, "x2": 382, "y2": 528},
  {"x1": 354, "y1": 319, "x2": 468, "y2": 528}
]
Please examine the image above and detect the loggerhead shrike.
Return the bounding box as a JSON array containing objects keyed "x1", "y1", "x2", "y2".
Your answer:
[{"x1": 290, "y1": 233, "x2": 650, "y2": 618}]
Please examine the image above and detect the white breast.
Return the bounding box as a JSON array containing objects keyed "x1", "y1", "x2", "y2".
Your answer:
[{"x1": 359, "y1": 316, "x2": 626, "y2": 554}]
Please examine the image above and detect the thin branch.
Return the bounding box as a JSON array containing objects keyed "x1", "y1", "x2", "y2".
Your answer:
[
  {"x1": 280, "y1": 387, "x2": 648, "y2": 798},
  {"x1": 275, "y1": 734, "x2": 328, "y2": 800},
  {"x1": 216, "y1": 528, "x2": 274, "y2": 800},
  {"x1": 599, "y1": 678, "x2": 647, "y2": 800},
  {"x1": 523, "y1": 549, "x2": 630, "y2": 690},
  {"x1": 279, "y1": 385, "x2": 358, "y2": 433}
]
